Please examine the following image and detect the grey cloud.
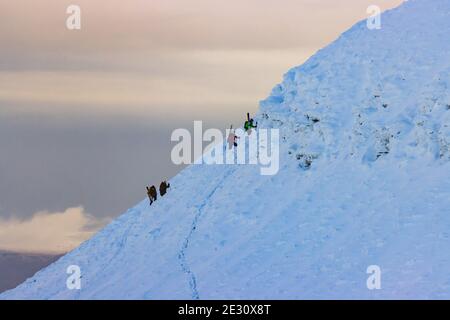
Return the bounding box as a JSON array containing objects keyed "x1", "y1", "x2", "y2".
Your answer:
[{"x1": 0, "y1": 114, "x2": 178, "y2": 220}]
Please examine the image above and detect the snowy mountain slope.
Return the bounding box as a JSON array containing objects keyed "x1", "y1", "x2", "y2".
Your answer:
[{"x1": 2, "y1": 0, "x2": 450, "y2": 299}]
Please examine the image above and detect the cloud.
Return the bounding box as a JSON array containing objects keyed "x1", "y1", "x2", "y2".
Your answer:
[
  {"x1": 0, "y1": 0, "x2": 404, "y2": 53},
  {"x1": 0, "y1": 48, "x2": 314, "y2": 121},
  {"x1": 0, "y1": 207, "x2": 109, "y2": 254},
  {"x1": 0, "y1": 0, "x2": 404, "y2": 119}
]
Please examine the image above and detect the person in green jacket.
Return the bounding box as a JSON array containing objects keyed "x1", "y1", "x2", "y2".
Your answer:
[{"x1": 244, "y1": 113, "x2": 257, "y2": 134}]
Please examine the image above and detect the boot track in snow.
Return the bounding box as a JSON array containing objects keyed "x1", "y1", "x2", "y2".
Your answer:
[{"x1": 177, "y1": 168, "x2": 236, "y2": 300}]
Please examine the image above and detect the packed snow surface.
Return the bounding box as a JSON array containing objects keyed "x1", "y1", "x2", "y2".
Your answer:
[{"x1": 2, "y1": 0, "x2": 450, "y2": 299}]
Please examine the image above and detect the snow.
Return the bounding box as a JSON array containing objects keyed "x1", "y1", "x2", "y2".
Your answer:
[{"x1": 2, "y1": 0, "x2": 450, "y2": 299}]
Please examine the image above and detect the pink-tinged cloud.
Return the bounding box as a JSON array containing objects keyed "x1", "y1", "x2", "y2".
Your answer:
[
  {"x1": 0, "y1": 207, "x2": 109, "y2": 254},
  {"x1": 0, "y1": 0, "x2": 403, "y2": 120}
]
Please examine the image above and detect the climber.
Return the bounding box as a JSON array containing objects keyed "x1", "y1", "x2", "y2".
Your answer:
[
  {"x1": 244, "y1": 112, "x2": 257, "y2": 135},
  {"x1": 227, "y1": 125, "x2": 240, "y2": 149},
  {"x1": 159, "y1": 181, "x2": 171, "y2": 197},
  {"x1": 146, "y1": 185, "x2": 157, "y2": 205}
]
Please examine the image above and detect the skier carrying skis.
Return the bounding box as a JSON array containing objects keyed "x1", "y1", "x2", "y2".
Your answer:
[
  {"x1": 227, "y1": 125, "x2": 240, "y2": 149},
  {"x1": 159, "y1": 181, "x2": 171, "y2": 197},
  {"x1": 146, "y1": 185, "x2": 157, "y2": 205},
  {"x1": 244, "y1": 113, "x2": 257, "y2": 135}
]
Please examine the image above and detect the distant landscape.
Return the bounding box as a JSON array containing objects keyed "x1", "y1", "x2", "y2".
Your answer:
[{"x1": 0, "y1": 251, "x2": 62, "y2": 294}]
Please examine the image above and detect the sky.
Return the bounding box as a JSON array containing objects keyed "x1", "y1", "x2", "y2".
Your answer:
[{"x1": 0, "y1": 0, "x2": 404, "y2": 253}]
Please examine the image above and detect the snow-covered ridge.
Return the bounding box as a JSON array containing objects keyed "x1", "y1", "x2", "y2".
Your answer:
[
  {"x1": 1, "y1": 0, "x2": 450, "y2": 299},
  {"x1": 259, "y1": 0, "x2": 450, "y2": 168}
]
